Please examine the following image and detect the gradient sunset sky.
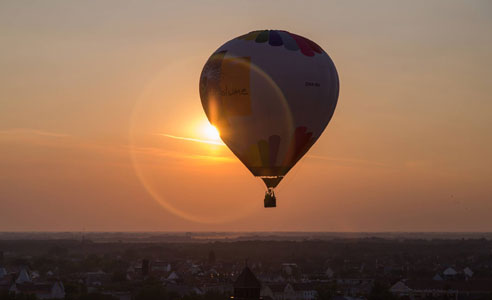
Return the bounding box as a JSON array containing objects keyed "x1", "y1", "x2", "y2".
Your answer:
[{"x1": 1, "y1": 1, "x2": 491, "y2": 231}]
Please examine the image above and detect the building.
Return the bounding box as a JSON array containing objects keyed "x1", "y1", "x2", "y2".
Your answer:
[
  {"x1": 261, "y1": 283, "x2": 318, "y2": 300},
  {"x1": 151, "y1": 260, "x2": 171, "y2": 273},
  {"x1": 335, "y1": 278, "x2": 373, "y2": 297},
  {"x1": 463, "y1": 267, "x2": 474, "y2": 279},
  {"x1": 9, "y1": 281, "x2": 65, "y2": 299},
  {"x1": 233, "y1": 266, "x2": 261, "y2": 300},
  {"x1": 16, "y1": 268, "x2": 31, "y2": 284},
  {"x1": 390, "y1": 279, "x2": 492, "y2": 299},
  {"x1": 442, "y1": 267, "x2": 458, "y2": 279}
]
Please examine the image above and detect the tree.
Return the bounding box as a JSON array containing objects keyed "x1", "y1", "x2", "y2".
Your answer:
[
  {"x1": 316, "y1": 282, "x2": 337, "y2": 300},
  {"x1": 75, "y1": 293, "x2": 118, "y2": 300},
  {"x1": 208, "y1": 250, "x2": 216, "y2": 264},
  {"x1": 0, "y1": 291, "x2": 38, "y2": 300},
  {"x1": 368, "y1": 281, "x2": 398, "y2": 300}
]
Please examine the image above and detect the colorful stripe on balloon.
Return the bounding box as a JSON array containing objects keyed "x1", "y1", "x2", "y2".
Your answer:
[{"x1": 237, "y1": 30, "x2": 325, "y2": 57}]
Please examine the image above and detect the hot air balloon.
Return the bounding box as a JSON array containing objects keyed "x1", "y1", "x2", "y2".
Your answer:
[{"x1": 199, "y1": 30, "x2": 339, "y2": 208}]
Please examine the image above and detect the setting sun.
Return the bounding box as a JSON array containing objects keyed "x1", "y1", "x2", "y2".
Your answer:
[{"x1": 202, "y1": 122, "x2": 221, "y2": 141}]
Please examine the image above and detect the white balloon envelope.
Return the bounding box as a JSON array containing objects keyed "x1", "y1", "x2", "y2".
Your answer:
[{"x1": 199, "y1": 30, "x2": 339, "y2": 207}]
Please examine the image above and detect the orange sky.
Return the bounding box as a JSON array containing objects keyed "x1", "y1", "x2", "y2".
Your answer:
[{"x1": 1, "y1": 1, "x2": 491, "y2": 231}]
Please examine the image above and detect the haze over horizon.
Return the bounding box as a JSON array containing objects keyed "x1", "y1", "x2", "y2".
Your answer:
[{"x1": 1, "y1": 1, "x2": 491, "y2": 232}]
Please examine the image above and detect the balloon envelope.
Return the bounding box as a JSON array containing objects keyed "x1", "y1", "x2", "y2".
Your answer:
[{"x1": 200, "y1": 30, "x2": 339, "y2": 190}]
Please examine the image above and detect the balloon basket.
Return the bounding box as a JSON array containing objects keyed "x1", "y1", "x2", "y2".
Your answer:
[{"x1": 264, "y1": 188, "x2": 276, "y2": 208}]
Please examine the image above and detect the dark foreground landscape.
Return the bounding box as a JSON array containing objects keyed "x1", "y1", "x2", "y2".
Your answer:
[{"x1": 0, "y1": 232, "x2": 491, "y2": 300}]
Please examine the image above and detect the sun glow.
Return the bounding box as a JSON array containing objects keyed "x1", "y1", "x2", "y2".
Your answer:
[{"x1": 202, "y1": 122, "x2": 221, "y2": 141}]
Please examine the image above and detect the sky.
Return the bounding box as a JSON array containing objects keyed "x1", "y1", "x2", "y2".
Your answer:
[{"x1": 1, "y1": 0, "x2": 491, "y2": 231}]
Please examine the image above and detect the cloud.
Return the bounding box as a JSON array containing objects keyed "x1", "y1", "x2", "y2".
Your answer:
[
  {"x1": 306, "y1": 154, "x2": 388, "y2": 167},
  {"x1": 158, "y1": 133, "x2": 225, "y2": 146},
  {"x1": 158, "y1": 134, "x2": 389, "y2": 167},
  {"x1": 127, "y1": 144, "x2": 234, "y2": 162},
  {"x1": 0, "y1": 128, "x2": 70, "y2": 138}
]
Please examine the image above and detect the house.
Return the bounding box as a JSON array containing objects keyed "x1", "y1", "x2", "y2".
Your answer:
[
  {"x1": 167, "y1": 271, "x2": 180, "y2": 281},
  {"x1": 281, "y1": 263, "x2": 300, "y2": 279},
  {"x1": 166, "y1": 284, "x2": 203, "y2": 297},
  {"x1": 207, "y1": 268, "x2": 219, "y2": 278},
  {"x1": 291, "y1": 283, "x2": 318, "y2": 300},
  {"x1": 201, "y1": 283, "x2": 233, "y2": 295},
  {"x1": 389, "y1": 280, "x2": 412, "y2": 297},
  {"x1": 325, "y1": 267, "x2": 334, "y2": 278},
  {"x1": 443, "y1": 267, "x2": 458, "y2": 279},
  {"x1": 432, "y1": 273, "x2": 443, "y2": 281},
  {"x1": 85, "y1": 270, "x2": 110, "y2": 287},
  {"x1": 16, "y1": 268, "x2": 31, "y2": 284},
  {"x1": 102, "y1": 291, "x2": 132, "y2": 300},
  {"x1": 261, "y1": 283, "x2": 284, "y2": 300},
  {"x1": 151, "y1": 260, "x2": 171, "y2": 273},
  {"x1": 189, "y1": 264, "x2": 202, "y2": 275},
  {"x1": 31, "y1": 271, "x2": 40, "y2": 280},
  {"x1": 261, "y1": 283, "x2": 318, "y2": 300},
  {"x1": 335, "y1": 278, "x2": 373, "y2": 297},
  {"x1": 390, "y1": 279, "x2": 492, "y2": 299},
  {"x1": 9, "y1": 281, "x2": 65, "y2": 299},
  {"x1": 0, "y1": 274, "x2": 13, "y2": 292}
]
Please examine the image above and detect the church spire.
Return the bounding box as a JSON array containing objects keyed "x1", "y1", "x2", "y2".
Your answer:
[{"x1": 233, "y1": 263, "x2": 261, "y2": 300}]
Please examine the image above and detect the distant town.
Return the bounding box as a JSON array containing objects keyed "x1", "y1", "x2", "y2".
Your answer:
[{"x1": 0, "y1": 232, "x2": 491, "y2": 300}]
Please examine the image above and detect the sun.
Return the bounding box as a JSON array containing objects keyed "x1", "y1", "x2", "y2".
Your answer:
[{"x1": 202, "y1": 122, "x2": 221, "y2": 141}]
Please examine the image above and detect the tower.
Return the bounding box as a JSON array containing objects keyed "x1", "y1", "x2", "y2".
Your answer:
[
  {"x1": 233, "y1": 265, "x2": 261, "y2": 300},
  {"x1": 142, "y1": 259, "x2": 150, "y2": 277}
]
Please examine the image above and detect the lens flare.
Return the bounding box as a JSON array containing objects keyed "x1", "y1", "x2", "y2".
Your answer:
[{"x1": 129, "y1": 55, "x2": 292, "y2": 223}]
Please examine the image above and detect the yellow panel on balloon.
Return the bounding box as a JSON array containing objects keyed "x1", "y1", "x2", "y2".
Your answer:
[{"x1": 219, "y1": 57, "x2": 252, "y2": 116}]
